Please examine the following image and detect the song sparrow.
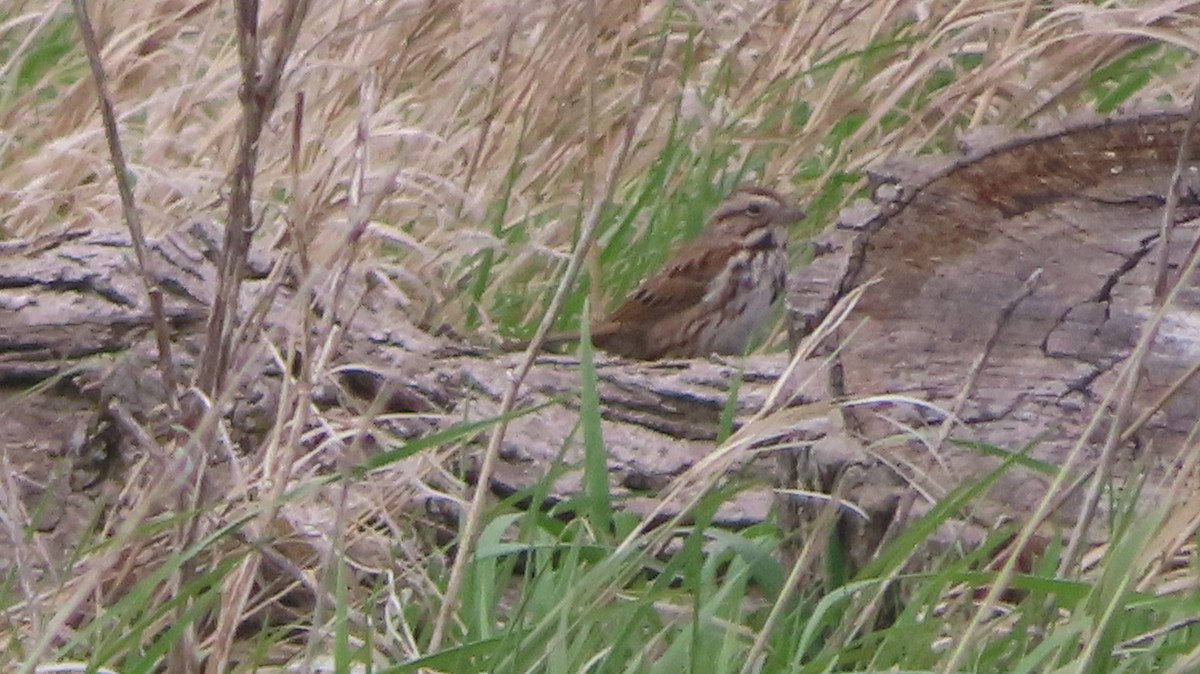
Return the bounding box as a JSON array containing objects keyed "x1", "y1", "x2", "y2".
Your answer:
[{"x1": 556, "y1": 186, "x2": 805, "y2": 360}]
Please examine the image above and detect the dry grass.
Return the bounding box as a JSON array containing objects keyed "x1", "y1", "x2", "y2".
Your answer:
[
  {"x1": 4, "y1": 0, "x2": 1200, "y2": 671},
  {"x1": 5, "y1": 1, "x2": 1197, "y2": 333}
]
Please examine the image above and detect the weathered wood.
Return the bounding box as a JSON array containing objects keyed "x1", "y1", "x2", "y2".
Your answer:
[
  {"x1": 5, "y1": 108, "x2": 1200, "y2": 579},
  {"x1": 0, "y1": 218, "x2": 804, "y2": 576},
  {"x1": 783, "y1": 108, "x2": 1200, "y2": 571}
]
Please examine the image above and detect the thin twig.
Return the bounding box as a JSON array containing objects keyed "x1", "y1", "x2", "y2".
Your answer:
[
  {"x1": 427, "y1": 33, "x2": 670, "y2": 652},
  {"x1": 940, "y1": 83, "x2": 1200, "y2": 674},
  {"x1": 1063, "y1": 90, "x2": 1200, "y2": 574},
  {"x1": 287, "y1": 91, "x2": 311, "y2": 274},
  {"x1": 17, "y1": 434, "x2": 205, "y2": 674},
  {"x1": 1120, "y1": 358, "x2": 1200, "y2": 445},
  {"x1": 182, "y1": 2, "x2": 309, "y2": 671},
  {"x1": 72, "y1": 0, "x2": 178, "y2": 407},
  {"x1": 968, "y1": 0, "x2": 1035, "y2": 128},
  {"x1": 1155, "y1": 75, "x2": 1200, "y2": 303},
  {"x1": 1118, "y1": 617, "x2": 1200, "y2": 654},
  {"x1": 189, "y1": 185, "x2": 298, "y2": 669},
  {"x1": 302, "y1": 72, "x2": 378, "y2": 673},
  {"x1": 930, "y1": 268, "x2": 1043, "y2": 475},
  {"x1": 459, "y1": 13, "x2": 518, "y2": 203},
  {"x1": 197, "y1": 0, "x2": 312, "y2": 395}
]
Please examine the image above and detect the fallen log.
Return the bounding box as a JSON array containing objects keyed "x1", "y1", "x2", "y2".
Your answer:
[{"x1": 4, "y1": 108, "x2": 1200, "y2": 580}]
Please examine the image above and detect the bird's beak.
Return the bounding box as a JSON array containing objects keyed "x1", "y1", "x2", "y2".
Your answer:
[{"x1": 778, "y1": 206, "x2": 806, "y2": 224}]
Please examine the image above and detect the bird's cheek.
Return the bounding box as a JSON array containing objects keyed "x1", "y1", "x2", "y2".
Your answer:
[{"x1": 746, "y1": 228, "x2": 777, "y2": 251}]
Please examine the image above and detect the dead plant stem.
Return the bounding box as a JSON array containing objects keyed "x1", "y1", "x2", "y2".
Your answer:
[
  {"x1": 427, "y1": 33, "x2": 669, "y2": 653},
  {"x1": 198, "y1": 0, "x2": 312, "y2": 395},
  {"x1": 1158, "y1": 79, "x2": 1200, "y2": 302},
  {"x1": 72, "y1": 0, "x2": 178, "y2": 406},
  {"x1": 941, "y1": 76, "x2": 1200, "y2": 674}
]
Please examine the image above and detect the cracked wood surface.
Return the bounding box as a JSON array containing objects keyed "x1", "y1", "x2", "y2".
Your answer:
[
  {"x1": 4, "y1": 108, "x2": 1200, "y2": 574},
  {"x1": 787, "y1": 109, "x2": 1200, "y2": 551}
]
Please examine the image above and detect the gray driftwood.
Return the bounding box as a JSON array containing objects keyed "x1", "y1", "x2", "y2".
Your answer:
[
  {"x1": 4, "y1": 108, "x2": 1200, "y2": 575},
  {"x1": 783, "y1": 108, "x2": 1200, "y2": 569}
]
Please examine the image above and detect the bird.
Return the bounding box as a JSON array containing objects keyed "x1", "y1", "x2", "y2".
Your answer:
[{"x1": 550, "y1": 185, "x2": 805, "y2": 360}]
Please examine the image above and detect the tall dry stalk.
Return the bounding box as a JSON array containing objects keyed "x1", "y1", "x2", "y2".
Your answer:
[{"x1": 197, "y1": 0, "x2": 312, "y2": 396}]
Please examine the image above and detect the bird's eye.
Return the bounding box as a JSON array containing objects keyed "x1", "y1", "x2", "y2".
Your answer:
[{"x1": 745, "y1": 202, "x2": 763, "y2": 215}]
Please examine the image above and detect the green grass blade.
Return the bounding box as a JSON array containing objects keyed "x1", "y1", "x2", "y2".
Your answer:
[{"x1": 577, "y1": 298, "x2": 613, "y2": 541}]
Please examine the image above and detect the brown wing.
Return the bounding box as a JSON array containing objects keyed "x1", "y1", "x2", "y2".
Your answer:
[{"x1": 605, "y1": 239, "x2": 735, "y2": 324}]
